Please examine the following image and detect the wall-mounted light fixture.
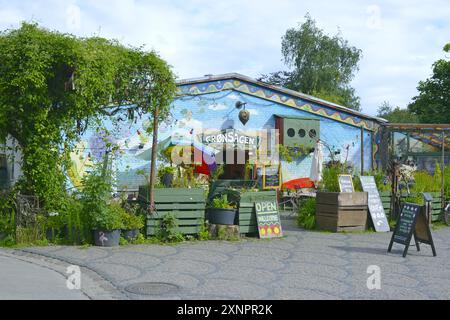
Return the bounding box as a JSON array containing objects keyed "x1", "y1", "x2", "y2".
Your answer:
[{"x1": 235, "y1": 101, "x2": 249, "y2": 125}]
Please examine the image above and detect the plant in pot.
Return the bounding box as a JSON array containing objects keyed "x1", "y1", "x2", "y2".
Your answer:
[
  {"x1": 90, "y1": 202, "x2": 124, "y2": 247},
  {"x1": 81, "y1": 169, "x2": 123, "y2": 247},
  {"x1": 207, "y1": 194, "x2": 237, "y2": 225},
  {"x1": 120, "y1": 202, "x2": 145, "y2": 242},
  {"x1": 158, "y1": 166, "x2": 176, "y2": 187}
]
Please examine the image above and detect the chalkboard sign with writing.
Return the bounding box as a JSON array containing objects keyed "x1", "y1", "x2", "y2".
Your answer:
[
  {"x1": 359, "y1": 176, "x2": 390, "y2": 232},
  {"x1": 262, "y1": 165, "x2": 281, "y2": 189},
  {"x1": 254, "y1": 200, "x2": 283, "y2": 239},
  {"x1": 338, "y1": 175, "x2": 354, "y2": 193},
  {"x1": 388, "y1": 203, "x2": 436, "y2": 257}
]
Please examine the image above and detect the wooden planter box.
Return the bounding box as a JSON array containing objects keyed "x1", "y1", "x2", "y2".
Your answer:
[
  {"x1": 138, "y1": 187, "x2": 206, "y2": 236},
  {"x1": 227, "y1": 190, "x2": 277, "y2": 236},
  {"x1": 315, "y1": 192, "x2": 368, "y2": 232}
]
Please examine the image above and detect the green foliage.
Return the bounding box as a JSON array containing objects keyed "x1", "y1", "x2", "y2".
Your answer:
[
  {"x1": 260, "y1": 14, "x2": 362, "y2": 111},
  {"x1": 80, "y1": 169, "x2": 122, "y2": 230},
  {"x1": 0, "y1": 235, "x2": 15, "y2": 247},
  {"x1": 297, "y1": 198, "x2": 316, "y2": 230},
  {"x1": 376, "y1": 101, "x2": 419, "y2": 123},
  {"x1": 155, "y1": 214, "x2": 184, "y2": 243},
  {"x1": 408, "y1": 44, "x2": 450, "y2": 123},
  {"x1": 445, "y1": 165, "x2": 450, "y2": 201},
  {"x1": 371, "y1": 170, "x2": 392, "y2": 192},
  {"x1": 0, "y1": 22, "x2": 176, "y2": 209},
  {"x1": 411, "y1": 170, "x2": 440, "y2": 193},
  {"x1": 15, "y1": 215, "x2": 47, "y2": 245},
  {"x1": 198, "y1": 222, "x2": 211, "y2": 241},
  {"x1": 210, "y1": 194, "x2": 235, "y2": 209},
  {"x1": 320, "y1": 163, "x2": 344, "y2": 192},
  {"x1": 119, "y1": 236, "x2": 129, "y2": 246},
  {"x1": 120, "y1": 210, "x2": 144, "y2": 230},
  {"x1": 158, "y1": 166, "x2": 175, "y2": 177},
  {"x1": 277, "y1": 144, "x2": 310, "y2": 162}
]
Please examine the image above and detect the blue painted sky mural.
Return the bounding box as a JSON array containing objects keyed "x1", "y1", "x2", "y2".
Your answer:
[{"x1": 68, "y1": 79, "x2": 374, "y2": 191}]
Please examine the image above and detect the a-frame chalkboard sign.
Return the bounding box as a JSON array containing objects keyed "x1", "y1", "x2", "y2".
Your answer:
[{"x1": 388, "y1": 203, "x2": 437, "y2": 257}]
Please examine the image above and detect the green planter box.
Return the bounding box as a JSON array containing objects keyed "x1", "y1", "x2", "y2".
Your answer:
[
  {"x1": 138, "y1": 187, "x2": 206, "y2": 236},
  {"x1": 379, "y1": 191, "x2": 443, "y2": 222}
]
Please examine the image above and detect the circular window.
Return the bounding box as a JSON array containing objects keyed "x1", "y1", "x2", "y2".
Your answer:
[
  {"x1": 287, "y1": 128, "x2": 295, "y2": 137},
  {"x1": 298, "y1": 129, "x2": 306, "y2": 137},
  {"x1": 309, "y1": 129, "x2": 317, "y2": 138}
]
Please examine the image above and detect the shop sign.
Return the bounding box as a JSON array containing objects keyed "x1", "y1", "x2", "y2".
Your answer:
[
  {"x1": 202, "y1": 129, "x2": 258, "y2": 148},
  {"x1": 338, "y1": 174, "x2": 354, "y2": 193},
  {"x1": 388, "y1": 203, "x2": 436, "y2": 257},
  {"x1": 254, "y1": 200, "x2": 283, "y2": 239},
  {"x1": 359, "y1": 176, "x2": 390, "y2": 232}
]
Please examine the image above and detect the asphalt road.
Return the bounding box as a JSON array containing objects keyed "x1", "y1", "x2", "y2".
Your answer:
[
  {"x1": 0, "y1": 254, "x2": 88, "y2": 300},
  {"x1": 7, "y1": 218, "x2": 449, "y2": 300}
]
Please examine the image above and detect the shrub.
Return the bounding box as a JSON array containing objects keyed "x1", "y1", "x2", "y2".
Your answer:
[
  {"x1": 155, "y1": 214, "x2": 184, "y2": 243},
  {"x1": 121, "y1": 210, "x2": 144, "y2": 230},
  {"x1": 297, "y1": 198, "x2": 316, "y2": 230}
]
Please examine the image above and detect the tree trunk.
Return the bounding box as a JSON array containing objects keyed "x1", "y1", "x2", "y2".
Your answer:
[{"x1": 148, "y1": 107, "x2": 159, "y2": 214}]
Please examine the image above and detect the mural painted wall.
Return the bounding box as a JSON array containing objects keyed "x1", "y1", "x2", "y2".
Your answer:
[{"x1": 68, "y1": 81, "x2": 375, "y2": 191}]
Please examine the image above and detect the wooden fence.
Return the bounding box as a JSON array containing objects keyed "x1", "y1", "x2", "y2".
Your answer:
[
  {"x1": 379, "y1": 191, "x2": 443, "y2": 222},
  {"x1": 138, "y1": 187, "x2": 206, "y2": 236}
]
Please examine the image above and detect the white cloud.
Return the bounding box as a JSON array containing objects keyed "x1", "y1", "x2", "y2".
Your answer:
[
  {"x1": 208, "y1": 103, "x2": 228, "y2": 111},
  {"x1": 227, "y1": 94, "x2": 240, "y2": 101},
  {"x1": 66, "y1": 4, "x2": 81, "y2": 30},
  {"x1": 366, "y1": 5, "x2": 382, "y2": 30},
  {"x1": 247, "y1": 108, "x2": 259, "y2": 116},
  {"x1": 0, "y1": 0, "x2": 449, "y2": 116}
]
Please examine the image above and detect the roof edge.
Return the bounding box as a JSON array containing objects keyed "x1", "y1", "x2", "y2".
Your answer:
[{"x1": 176, "y1": 73, "x2": 387, "y2": 124}]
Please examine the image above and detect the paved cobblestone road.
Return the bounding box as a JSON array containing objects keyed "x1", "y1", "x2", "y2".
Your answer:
[{"x1": 3, "y1": 219, "x2": 450, "y2": 299}]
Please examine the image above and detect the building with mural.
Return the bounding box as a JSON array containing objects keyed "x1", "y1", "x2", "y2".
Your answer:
[
  {"x1": 1, "y1": 73, "x2": 391, "y2": 191},
  {"x1": 60, "y1": 73, "x2": 385, "y2": 192}
]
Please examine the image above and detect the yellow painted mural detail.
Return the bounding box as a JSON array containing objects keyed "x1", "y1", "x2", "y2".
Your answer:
[{"x1": 67, "y1": 141, "x2": 93, "y2": 189}]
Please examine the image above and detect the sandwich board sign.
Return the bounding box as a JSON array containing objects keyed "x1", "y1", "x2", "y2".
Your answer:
[
  {"x1": 338, "y1": 174, "x2": 355, "y2": 193},
  {"x1": 254, "y1": 200, "x2": 283, "y2": 239},
  {"x1": 388, "y1": 203, "x2": 436, "y2": 257},
  {"x1": 359, "y1": 176, "x2": 390, "y2": 232}
]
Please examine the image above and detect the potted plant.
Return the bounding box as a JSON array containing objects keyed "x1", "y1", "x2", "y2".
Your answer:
[
  {"x1": 207, "y1": 194, "x2": 237, "y2": 225},
  {"x1": 91, "y1": 202, "x2": 124, "y2": 247},
  {"x1": 120, "y1": 203, "x2": 145, "y2": 242},
  {"x1": 158, "y1": 166, "x2": 176, "y2": 187},
  {"x1": 81, "y1": 169, "x2": 123, "y2": 247}
]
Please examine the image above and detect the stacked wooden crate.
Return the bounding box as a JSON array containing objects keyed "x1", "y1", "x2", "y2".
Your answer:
[
  {"x1": 315, "y1": 192, "x2": 368, "y2": 232},
  {"x1": 138, "y1": 187, "x2": 206, "y2": 236}
]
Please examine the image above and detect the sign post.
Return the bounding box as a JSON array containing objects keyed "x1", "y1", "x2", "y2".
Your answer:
[
  {"x1": 388, "y1": 203, "x2": 436, "y2": 257},
  {"x1": 262, "y1": 164, "x2": 281, "y2": 190},
  {"x1": 254, "y1": 200, "x2": 283, "y2": 239},
  {"x1": 359, "y1": 176, "x2": 390, "y2": 232},
  {"x1": 338, "y1": 174, "x2": 355, "y2": 193}
]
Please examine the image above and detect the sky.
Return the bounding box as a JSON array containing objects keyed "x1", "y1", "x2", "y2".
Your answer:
[{"x1": 0, "y1": 0, "x2": 448, "y2": 116}]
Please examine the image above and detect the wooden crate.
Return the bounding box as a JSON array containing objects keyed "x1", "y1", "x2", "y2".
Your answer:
[
  {"x1": 315, "y1": 192, "x2": 368, "y2": 232},
  {"x1": 138, "y1": 187, "x2": 206, "y2": 236}
]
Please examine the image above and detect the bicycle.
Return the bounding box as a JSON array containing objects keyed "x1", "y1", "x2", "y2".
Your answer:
[{"x1": 444, "y1": 201, "x2": 450, "y2": 226}]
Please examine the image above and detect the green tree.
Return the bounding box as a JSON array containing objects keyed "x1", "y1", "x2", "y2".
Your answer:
[
  {"x1": 408, "y1": 44, "x2": 450, "y2": 123},
  {"x1": 376, "y1": 101, "x2": 419, "y2": 123},
  {"x1": 0, "y1": 23, "x2": 176, "y2": 208},
  {"x1": 260, "y1": 14, "x2": 362, "y2": 111}
]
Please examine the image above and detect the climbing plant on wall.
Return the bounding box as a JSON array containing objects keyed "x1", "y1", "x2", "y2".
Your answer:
[{"x1": 0, "y1": 23, "x2": 176, "y2": 210}]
